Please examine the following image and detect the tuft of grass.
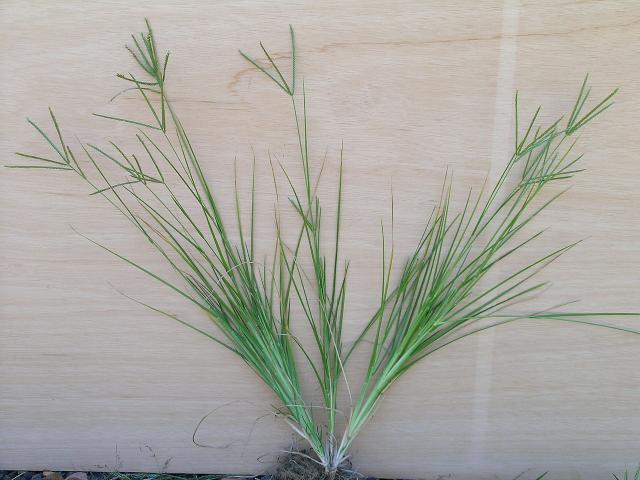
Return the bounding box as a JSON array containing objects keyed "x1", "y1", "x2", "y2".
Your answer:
[
  {"x1": 9, "y1": 20, "x2": 639, "y2": 477},
  {"x1": 613, "y1": 465, "x2": 640, "y2": 480}
]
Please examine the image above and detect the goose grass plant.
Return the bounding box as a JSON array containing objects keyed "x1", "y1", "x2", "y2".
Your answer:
[
  {"x1": 613, "y1": 466, "x2": 640, "y2": 480},
  {"x1": 10, "y1": 21, "x2": 640, "y2": 478},
  {"x1": 612, "y1": 465, "x2": 640, "y2": 480}
]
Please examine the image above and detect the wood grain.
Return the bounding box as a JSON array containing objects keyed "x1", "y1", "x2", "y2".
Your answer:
[{"x1": 1, "y1": 1, "x2": 639, "y2": 478}]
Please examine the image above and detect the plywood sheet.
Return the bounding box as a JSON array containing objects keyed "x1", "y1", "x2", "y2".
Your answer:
[{"x1": 1, "y1": 1, "x2": 639, "y2": 478}]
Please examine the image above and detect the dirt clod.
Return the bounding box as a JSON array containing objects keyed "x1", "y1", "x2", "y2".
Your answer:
[
  {"x1": 43, "y1": 473, "x2": 63, "y2": 480},
  {"x1": 266, "y1": 453, "x2": 360, "y2": 480}
]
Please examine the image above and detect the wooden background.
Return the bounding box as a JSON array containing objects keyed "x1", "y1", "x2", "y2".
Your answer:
[{"x1": 1, "y1": 1, "x2": 639, "y2": 478}]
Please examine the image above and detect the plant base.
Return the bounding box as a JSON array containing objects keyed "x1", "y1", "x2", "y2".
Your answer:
[{"x1": 267, "y1": 452, "x2": 360, "y2": 480}]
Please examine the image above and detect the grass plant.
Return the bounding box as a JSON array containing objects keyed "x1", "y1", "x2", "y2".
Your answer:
[
  {"x1": 9, "y1": 21, "x2": 639, "y2": 478},
  {"x1": 614, "y1": 466, "x2": 640, "y2": 480}
]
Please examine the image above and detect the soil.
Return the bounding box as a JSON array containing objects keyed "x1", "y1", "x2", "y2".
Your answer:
[
  {"x1": 0, "y1": 465, "x2": 550, "y2": 480},
  {"x1": 262, "y1": 453, "x2": 362, "y2": 480},
  {"x1": 0, "y1": 460, "x2": 382, "y2": 480}
]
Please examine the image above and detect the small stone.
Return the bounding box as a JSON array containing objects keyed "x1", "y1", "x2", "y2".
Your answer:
[
  {"x1": 43, "y1": 472, "x2": 63, "y2": 480},
  {"x1": 65, "y1": 474, "x2": 87, "y2": 480}
]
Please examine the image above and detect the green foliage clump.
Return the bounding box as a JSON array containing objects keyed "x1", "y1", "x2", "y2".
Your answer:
[{"x1": 10, "y1": 20, "x2": 638, "y2": 477}]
